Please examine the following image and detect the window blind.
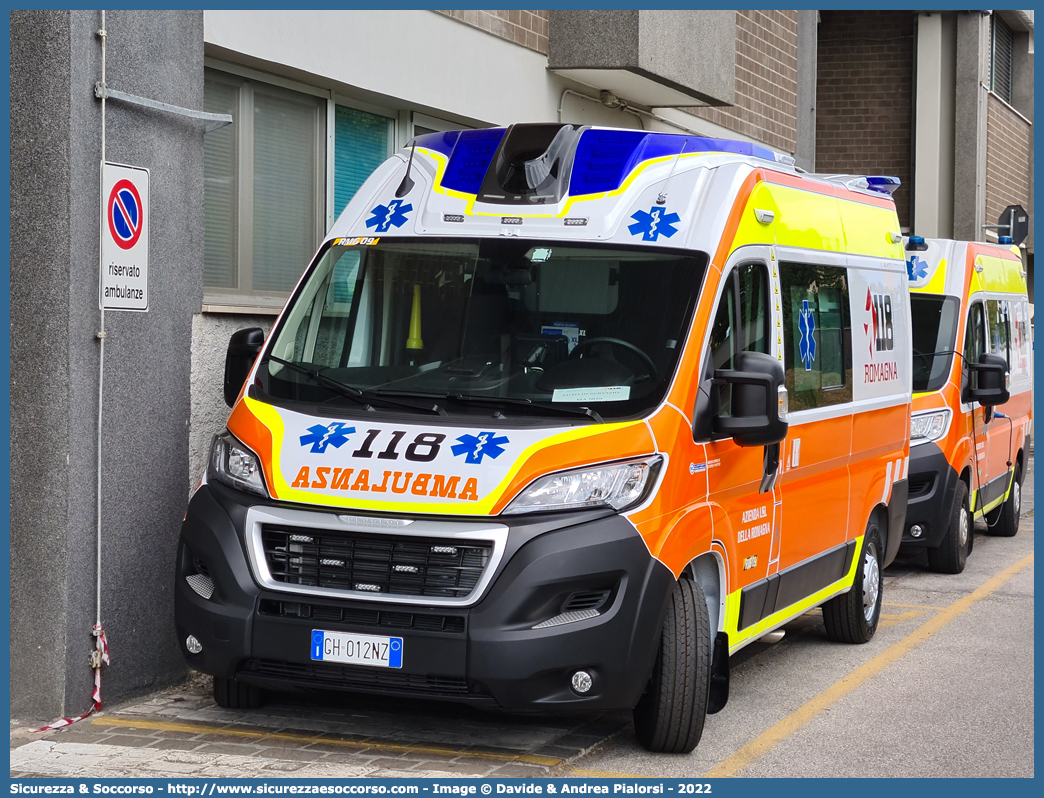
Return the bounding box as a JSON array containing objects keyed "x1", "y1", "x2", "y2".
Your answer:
[{"x1": 334, "y1": 106, "x2": 391, "y2": 217}]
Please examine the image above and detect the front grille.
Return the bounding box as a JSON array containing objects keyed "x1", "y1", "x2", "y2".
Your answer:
[
  {"x1": 258, "y1": 599, "x2": 466, "y2": 633},
  {"x1": 241, "y1": 658, "x2": 470, "y2": 696},
  {"x1": 909, "y1": 475, "x2": 935, "y2": 499},
  {"x1": 260, "y1": 524, "x2": 493, "y2": 599}
]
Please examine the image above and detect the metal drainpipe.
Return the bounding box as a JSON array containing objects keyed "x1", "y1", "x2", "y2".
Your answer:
[{"x1": 95, "y1": 8, "x2": 107, "y2": 648}]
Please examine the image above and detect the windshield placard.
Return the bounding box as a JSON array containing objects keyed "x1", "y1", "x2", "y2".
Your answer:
[{"x1": 552, "y1": 386, "x2": 630, "y2": 403}]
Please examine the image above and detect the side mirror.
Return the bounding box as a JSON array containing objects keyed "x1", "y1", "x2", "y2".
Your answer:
[
  {"x1": 965, "y1": 352, "x2": 1009, "y2": 408},
  {"x1": 708, "y1": 351, "x2": 789, "y2": 447},
  {"x1": 224, "y1": 327, "x2": 265, "y2": 408}
]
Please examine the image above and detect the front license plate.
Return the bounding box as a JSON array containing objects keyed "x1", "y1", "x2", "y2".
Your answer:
[{"x1": 310, "y1": 630, "x2": 403, "y2": 669}]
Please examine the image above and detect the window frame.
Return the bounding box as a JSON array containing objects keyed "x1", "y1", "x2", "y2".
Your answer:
[
  {"x1": 990, "y1": 13, "x2": 1014, "y2": 104},
  {"x1": 705, "y1": 261, "x2": 771, "y2": 417},
  {"x1": 203, "y1": 59, "x2": 399, "y2": 313}
]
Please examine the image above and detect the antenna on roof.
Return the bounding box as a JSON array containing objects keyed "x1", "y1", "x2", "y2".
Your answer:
[
  {"x1": 657, "y1": 138, "x2": 688, "y2": 205},
  {"x1": 395, "y1": 142, "x2": 417, "y2": 199}
]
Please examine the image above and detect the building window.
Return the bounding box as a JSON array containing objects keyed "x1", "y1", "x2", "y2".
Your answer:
[
  {"x1": 333, "y1": 106, "x2": 392, "y2": 219},
  {"x1": 990, "y1": 14, "x2": 1014, "y2": 103},
  {"x1": 204, "y1": 68, "x2": 326, "y2": 306},
  {"x1": 202, "y1": 67, "x2": 451, "y2": 310}
]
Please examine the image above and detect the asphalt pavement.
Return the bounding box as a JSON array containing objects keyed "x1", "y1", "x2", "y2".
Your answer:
[{"x1": 10, "y1": 457, "x2": 1034, "y2": 779}]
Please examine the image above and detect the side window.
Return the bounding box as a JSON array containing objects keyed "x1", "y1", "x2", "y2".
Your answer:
[
  {"x1": 779, "y1": 262, "x2": 852, "y2": 411},
  {"x1": 707, "y1": 263, "x2": 769, "y2": 415},
  {"x1": 963, "y1": 301, "x2": 987, "y2": 399},
  {"x1": 986, "y1": 299, "x2": 1010, "y2": 366},
  {"x1": 1012, "y1": 300, "x2": 1030, "y2": 375},
  {"x1": 964, "y1": 301, "x2": 986, "y2": 366}
]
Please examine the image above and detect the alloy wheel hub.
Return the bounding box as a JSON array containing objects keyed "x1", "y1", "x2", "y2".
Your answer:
[{"x1": 863, "y1": 543, "x2": 880, "y2": 623}]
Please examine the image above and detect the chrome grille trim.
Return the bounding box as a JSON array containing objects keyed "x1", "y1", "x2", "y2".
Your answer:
[{"x1": 244, "y1": 505, "x2": 507, "y2": 607}]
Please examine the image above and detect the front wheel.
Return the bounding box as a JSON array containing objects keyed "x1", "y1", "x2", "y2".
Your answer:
[
  {"x1": 987, "y1": 463, "x2": 1022, "y2": 538},
  {"x1": 632, "y1": 578, "x2": 711, "y2": 753},
  {"x1": 822, "y1": 524, "x2": 883, "y2": 644},
  {"x1": 927, "y1": 480, "x2": 972, "y2": 574}
]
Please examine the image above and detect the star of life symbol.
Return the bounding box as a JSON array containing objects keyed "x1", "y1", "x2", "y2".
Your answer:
[
  {"x1": 798, "y1": 299, "x2": 816, "y2": 371},
  {"x1": 366, "y1": 199, "x2": 413, "y2": 233},
  {"x1": 299, "y1": 422, "x2": 356, "y2": 454},
  {"x1": 907, "y1": 255, "x2": 930, "y2": 284},
  {"x1": 451, "y1": 431, "x2": 510, "y2": 465},
  {"x1": 628, "y1": 206, "x2": 681, "y2": 242}
]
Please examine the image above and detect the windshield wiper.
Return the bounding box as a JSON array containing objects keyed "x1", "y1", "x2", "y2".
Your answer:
[
  {"x1": 264, "y1": 356, "x2": 443, "y2": 415},
  {"x1": 449, "y1": 393, "x2": 604, "y2": 424}
]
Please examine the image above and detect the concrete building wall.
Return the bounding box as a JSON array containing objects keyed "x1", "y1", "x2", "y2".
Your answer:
[
  {"x1": 435, "y1": 9, "x2": 548, "y2": 54},
  {"x1": 687, "y1": 10, "x2": 798, "y2": 154},
  {"x1": 10, "y1": 9, "x2": 204, "y2": 718},
  {"x1": 913, "y1": 11, "x2": 958, "y2": 239},
  {"x1": 794, "y1": 10, "x2": 818, "y2": 171},
  {"x1": 952, "y1": 11, "x2": 990, "y2": 243},
  {"x1": 985, "y1": 94, "x2": 1032, "y2": 236},
  {"x1": 10, "y1": 7, "x2": 76, "y2": 722},
  {"x1": 815, "y1": 10, "x2": 915, "y2": 229}
]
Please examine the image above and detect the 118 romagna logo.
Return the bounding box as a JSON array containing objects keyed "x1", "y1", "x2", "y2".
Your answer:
[{"x1": 866, "y1": 289, "x2": 894, "y2": 355}]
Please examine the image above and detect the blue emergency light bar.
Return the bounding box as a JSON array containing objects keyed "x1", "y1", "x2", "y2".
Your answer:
[
  {"x1": 865, "y1": 176, "x2": 902, "y2": 196},
  {"x1": 411, "y1": 125, "x2": 796, "y2": 200}
]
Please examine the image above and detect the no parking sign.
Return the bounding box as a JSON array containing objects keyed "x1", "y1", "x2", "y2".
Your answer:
[{"x1": 101, "y1": 162, "x2": 149, "y2": 311}]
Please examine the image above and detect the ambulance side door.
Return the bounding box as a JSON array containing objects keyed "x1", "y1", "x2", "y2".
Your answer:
[
  {"x1": 776, "y1": 258, "x2": 854, "y2": 574},
  {"x1": 702, "y1": 255, "x2": 779, "y2": 613},
  {"x1": 961, "y1": 299, "x2": 991, "y2": 514},
  {"x1": 982, "y1": 298, "x2": 1015, "y2": 507}
]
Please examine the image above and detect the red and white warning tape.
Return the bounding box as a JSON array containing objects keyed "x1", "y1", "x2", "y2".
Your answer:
[{"x1": 33, "y1": 625, "x2": 110, "y2": 732}]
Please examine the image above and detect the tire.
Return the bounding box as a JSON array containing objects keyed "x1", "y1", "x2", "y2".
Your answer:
[
  {"x1": 822, "y1": 524, "x2": 883, "y2": 644},
  {"x1": 927, "y1": 481, "x2": 972, "y2": 574},
  {"x1": 987, "y1": 463, "x2": 1022, "y2": 538},
  {"x1": 213, "y1": 676, "x2": 263, "y2": 709},
  {"x1": 632, "y1": 578, "x2": 711, "y2": 753}
]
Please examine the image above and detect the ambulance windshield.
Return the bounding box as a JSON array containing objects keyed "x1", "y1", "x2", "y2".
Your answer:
[
  {"x1": 910, "y1": 294, "x2": 960, "y2": 392},
  {"x1": 259, "y1": 237, "x2": 706, "y2": 421}
]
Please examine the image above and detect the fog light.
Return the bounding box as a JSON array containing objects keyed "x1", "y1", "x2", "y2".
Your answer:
[
  {"x1": 571, "y1": 670, "x2": 593, "y2": 694},
  {"x1": 185, "y1": 635, "x2": 202, "y2": 655},
  {"x1": 910, "y1": 525, "x2": 924, "y2": 538}
]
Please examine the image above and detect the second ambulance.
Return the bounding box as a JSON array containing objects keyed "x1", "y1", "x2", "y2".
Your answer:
[
  {"x1": 903, "y1": 237, "x2": 1032, "y2": 572},
  {"x1": 177, "y1": 124, "x2": 912, "y2": 752}
]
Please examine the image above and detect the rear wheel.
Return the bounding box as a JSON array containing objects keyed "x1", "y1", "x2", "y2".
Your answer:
[
  {"x1": 823, "y1": 524, "x2": 883, "y2": 644},
  {"x1": 927, "y1": 481, "x2": 972, "y2": 574},
  {"x1": 633, "y1": 578, "x2": 711, "y2": 753},
  {"x1": 213, "y1": 676, "x2": 263, "y2": 709},
  {"x1": 987, "y1": 463, "x2": 1022, "y2": 538}
]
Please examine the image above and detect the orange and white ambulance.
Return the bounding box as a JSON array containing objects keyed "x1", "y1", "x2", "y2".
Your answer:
[
  {"x1": 902, "y1": 237, "x2": 1032, "y2": 572},
  {"x1": 177, "y1": 124, "x2": 911, "y2": 752}
]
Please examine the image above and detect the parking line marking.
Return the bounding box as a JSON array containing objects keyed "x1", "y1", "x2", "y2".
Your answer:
[
  {"x1": 876, "y1": 610, "x2": 925, "y2": 629},
  {"x1": 882, "y1": 601, "x2": 947, "y2": 610},
  {"x1": 570, "y1": 768, "x2": 653, "y2": 778},
  {"x1": 704, "y1": 552, "x2": 1034, "y2": 778},
  {"x1": 90, "y1": 717, "x2": 562, "y2": 766}
]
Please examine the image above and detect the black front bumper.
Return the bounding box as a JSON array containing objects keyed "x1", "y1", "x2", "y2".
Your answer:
[
  {"x1": 175, "y1": 481, "x2": 675, "y2": 712},
  {"x1": 899, "y1": 441, "x2": 961, "y2": 550}
]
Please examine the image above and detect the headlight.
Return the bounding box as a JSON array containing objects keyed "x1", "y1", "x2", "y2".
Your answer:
[
  {"x1": 208, "y1": 432, "x2": 268, "y2": 496},
  {"x1": 910, "y1": 409, "x2": 951, "y2": 446},
  {"x1": 502, "y1": 457, "x2": 662, "y2": 515}
]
